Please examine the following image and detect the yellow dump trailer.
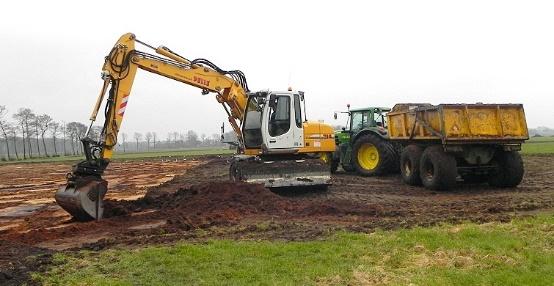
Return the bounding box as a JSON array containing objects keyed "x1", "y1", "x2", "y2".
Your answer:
[{"x1": 387, "y1": 103, "x2": 529, "y2": 190}]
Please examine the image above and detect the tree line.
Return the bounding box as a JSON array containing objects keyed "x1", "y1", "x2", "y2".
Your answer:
[{"x1": 0, "y1": 105, "x2": 227, "y2": 161}]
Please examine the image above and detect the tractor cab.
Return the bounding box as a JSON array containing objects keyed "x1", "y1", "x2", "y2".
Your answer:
[
  {"x1": 348, "y1": 107, "x2": 390, "y2": 134},
  {"x1": 334, "y1": 107, "x2": 391, "y2": 145}
]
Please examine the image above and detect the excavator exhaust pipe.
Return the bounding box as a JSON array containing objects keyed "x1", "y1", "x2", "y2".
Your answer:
[{"x1": 55, "y1": 178, "x2": 108, "y2": 221}]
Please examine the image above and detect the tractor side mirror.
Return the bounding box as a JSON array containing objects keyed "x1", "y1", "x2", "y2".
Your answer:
[{"x1": 334, "y1": 112, "x2": 338, "y2": 120}]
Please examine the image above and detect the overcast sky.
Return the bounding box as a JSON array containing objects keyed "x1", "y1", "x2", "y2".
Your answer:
[{"x1": 1, "y1": 0, "x2": 553, "y2": 138}]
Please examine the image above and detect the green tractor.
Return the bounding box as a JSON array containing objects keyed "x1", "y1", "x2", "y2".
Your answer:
[{"x1": 331, "y1": 105, "x2": 399, "y2": 176}]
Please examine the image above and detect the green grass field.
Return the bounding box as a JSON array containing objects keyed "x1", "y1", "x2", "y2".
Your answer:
[
  {"x1": 522, "y1": 136, "x2": 554, "y2": 155},
  {"x1": 34, "y1": 214, "x2": 554, "y2": 285}
]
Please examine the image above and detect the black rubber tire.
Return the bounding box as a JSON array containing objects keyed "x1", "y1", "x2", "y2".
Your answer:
[
  {"x1": 400, "y1": 145, "x2": 423, "y2": 186},
  {"x1": 461, "y1": 173, "x2": 488, "y2": 184},
  {"x1": 386, "y1": 142, "x2": 401, "y2": 174},
  {"x1": 229, "y1": 160, "x2": 241, "y2": 181},
  {"x1": 342, "y1": 164, "x2": 356, "y2": 172},
  {"x1": 419, "y1": 146, "x2": 457, "y2": 190},
  {"x1": 488, "y1": 151, "x2": 524, "y2": 188},
  {"x1": 330, "y1": 158, "x2": 339, "y2": 173},
  {"x1": 352, "y1": 134, "x2": 398, "y2": 176}
]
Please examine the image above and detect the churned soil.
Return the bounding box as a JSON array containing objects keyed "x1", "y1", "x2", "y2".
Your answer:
[{"x1": 0, "y1": 155, "x2": 553, "y2": 284}]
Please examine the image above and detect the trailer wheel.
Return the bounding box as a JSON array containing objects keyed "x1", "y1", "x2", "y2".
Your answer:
[
  {"x1": 488, "y1": 151, "x2": 524, "y2": 188},
  {"x1": 400, "y1": 145, "x2": 423, "y2": 185},
  {"x1": 461, "y1": 173, "x2": 488, "y2": 184},
  {"x1": 352, "y1": 134, "x2": 397, "y2": 176},
  {"x1": 419, "y1": 146, "x2": 457, "y2": 190}
]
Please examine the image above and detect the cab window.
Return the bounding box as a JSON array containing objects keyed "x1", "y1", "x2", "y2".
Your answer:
[
  {"x1": 350, "y1": 111, "x2": 369, "y2": 132},
  {"x1": 375, "y1": 111, "x2": 388, "y2": 128},
  {"x1": 268, "y1": 96, "x2": 291, "y2": 137},
  {"x1": 294, "y1": 94, "x2": 302, "y2": 128}
]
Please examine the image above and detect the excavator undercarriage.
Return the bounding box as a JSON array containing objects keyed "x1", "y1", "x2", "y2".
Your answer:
[{"x1": 230, "y1": 156, "x2": 331, "y2": 188}]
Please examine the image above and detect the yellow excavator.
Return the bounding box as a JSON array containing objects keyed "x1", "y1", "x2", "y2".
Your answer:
[{"x1": 55, "y1": 33, "x2": 335, "y2": 221}]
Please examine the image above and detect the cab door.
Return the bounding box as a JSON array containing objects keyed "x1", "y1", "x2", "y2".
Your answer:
[
  {"x1": 291, "y1": 94, "x2": 304, "y2": 148},
  {"x1": 262, "y1": 94, "x2": 300, "y2": 149}
]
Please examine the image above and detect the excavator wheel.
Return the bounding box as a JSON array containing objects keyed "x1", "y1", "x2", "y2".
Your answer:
[{"x1": 55, "y1": 177, "x2": 108, "y2": 221}]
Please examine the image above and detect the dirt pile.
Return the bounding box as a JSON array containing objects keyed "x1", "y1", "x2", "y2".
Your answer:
[
  {"x1": 103, "y1": 181, "x2": 382, "y2": 230},
  {"x1": 104, "y1": 182, "x2": 299, "y2": 229}
]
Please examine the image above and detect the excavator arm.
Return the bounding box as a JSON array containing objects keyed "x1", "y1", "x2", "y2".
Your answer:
[
  {"x1": 56, "y1": 33, "x2": 251, "y2": 221},
  {"x1": 92, "y1": 33, "x2": 248, "y2": 159}
]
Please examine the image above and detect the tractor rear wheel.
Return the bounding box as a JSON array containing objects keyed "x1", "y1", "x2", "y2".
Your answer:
[
  {"x1": 352, "y1": 134, "x2": 397, "y2": 176},
  {"x1": 419, "y1": 146, "x2": 457, "y2": 190},
  {"x1": 400, "y1": 144, "x2": 423, "y2": 186},
  {"x1": 488, "y1": 151, "x2": 524, "y2": 188},
  {"x1": 342, "y1": 164, "x2": 356, "y2": 172}
]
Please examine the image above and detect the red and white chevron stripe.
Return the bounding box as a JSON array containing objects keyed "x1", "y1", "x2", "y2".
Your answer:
[{"x1": 118, "y1": 95, "x2": 129, "y2": 116}]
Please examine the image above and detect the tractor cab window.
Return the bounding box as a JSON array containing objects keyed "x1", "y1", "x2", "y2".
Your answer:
[
  {"x1": 268, "y1": 96, "x2": 291, "y2": 137},
  {"x1": 350, "y1": 111, "x2": 370, "y2": 132},
  {"x1": 375, "y1": 111, "x2": 388, "y2": 128}
]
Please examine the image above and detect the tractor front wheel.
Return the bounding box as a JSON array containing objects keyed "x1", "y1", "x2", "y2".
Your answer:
[{"x1": 352, "y1": 134, "x2": 397, "y2": 176}]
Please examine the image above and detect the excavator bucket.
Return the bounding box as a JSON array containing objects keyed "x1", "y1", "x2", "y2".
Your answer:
[
  {"x1": 231, "y1": 157, "x2": 331, "y2": 188},
  {"x1": 55, "y1": 178, "x2": 108, "y2": 221}
]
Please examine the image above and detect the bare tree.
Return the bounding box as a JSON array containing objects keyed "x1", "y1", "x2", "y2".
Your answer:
[
  {"x1": 133, "y1": 132, "x2": 142, "y2": 151},
  {"x1": 211, "y1": 133, "x2": 220, "y2": 145},
  {"x1": 8, "y1": 126, "x2": 19, "y2": 160},
  {"x1": 201, "y1": 133, "x2": 207, "y2": 145},
  {"x1": 145, "y1": 132, "x2": 153, "y2": 151},
  {"x1": 121, "y1": 132, "x2": 127, "y2": 152},
  {"x1": 66, "y1": 122, "x2": 77, "y2": 155},
  {"x1": 152, "y1": 132, "x2": 157, "y2": 149},
  {"x1": 75, "y1": 123, "x2": 87, "y2": 155},
  {"x1": 66, "y1": 122, "x2": 87, "y2": 155},
  {"x1": 61, "y1": 122, "x2": 68, "y2": 155},
  {"x1": 37, "y1": 114, "x2": 53, "y2": 157},
  {"x1": 32, "y1": 114, "x2": 42, "y2": 157},
  {"x1": 172, "y1": 132, "x2": 179, "y2": 147},
  {"x1": 186, "y1": 130, "x2": 199, "y2": 147},
  {"x1": 13, "y1": 108, "x2": 35, "y2": 159},
  {"x1": 89, "y1": 126, "x2": 103, "y2": 142},
  {"x1": 0, "y1": 106, "x2": 12, "y2": 160},
  {"x1": 49, "y1": 122, "x2": 60, "y2": 156}
]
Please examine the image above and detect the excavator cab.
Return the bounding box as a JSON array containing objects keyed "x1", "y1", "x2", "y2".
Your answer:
[{"x1": 242, "y1": 91, "x2": 305, "y2": 151}]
